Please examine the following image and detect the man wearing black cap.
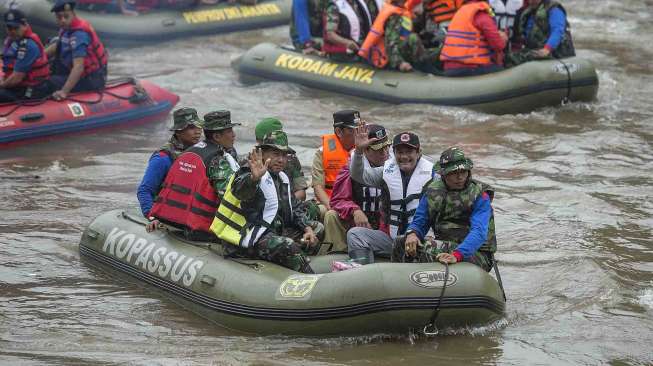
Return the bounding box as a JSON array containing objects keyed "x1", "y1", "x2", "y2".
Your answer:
[
  {"x1": 148, "y1": 110, "x2": 240, "y2": 238},
  {"x1": 346, "y1": 125, "x2": 433, "y2": 264},
  {"x1": 137, "y1": 107, "x2": 203, "y2": 218},
  {"x1": 311, "y1": 109, "x2": 359, "y2": 216},
  {"x1": 46, "y1": 0, "x2": 108, "y2": 100},
  {"x1": 0, "y1": 9, "x2": 51, "y2": 102},
  {"x1": 322, "y1": 124, "x2": 392, "y2": 253}
]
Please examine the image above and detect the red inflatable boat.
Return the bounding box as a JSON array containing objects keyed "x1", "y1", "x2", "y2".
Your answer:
[{"x1": 0, "y1": 78, "x2": 179, "y2": 147}]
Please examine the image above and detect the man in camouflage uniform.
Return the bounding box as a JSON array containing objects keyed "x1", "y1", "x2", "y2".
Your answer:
[
  {"x1": 290, "y1": 0, "x2": 325, "y2": 54},
  {"x1": 137, "y1": 107, "x2": 202, "y2": 217},
  {"x1": 323, "y1": 0, "x2": 372, "y2": 62},
  {"x1": 255, "y1": 117, "x2": 309, "y2": 201},
  {"x1": 507, "y1": 0, "x2": 575, "y2": 66},
  {"x1": 203, "y1": 110, "x2": 242, "y2": 198},
  {"x1": 228, "y1": 131, "x2": 323, "y2": 273},
  {"x1": 384, "y1": 1, "x2": 441, "y2": 74},
  {"x1": 399, "y1": 147, "x2": 497, "y2": 271}
]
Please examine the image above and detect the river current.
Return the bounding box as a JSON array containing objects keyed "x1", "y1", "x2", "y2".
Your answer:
[{"x1": 1, "y1": 0, "x2": 652, "y2": 364}]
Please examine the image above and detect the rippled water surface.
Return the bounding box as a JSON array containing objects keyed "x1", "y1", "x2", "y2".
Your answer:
[{"x1": 1, "y1": 0, "x2": 652, "y2": 364}]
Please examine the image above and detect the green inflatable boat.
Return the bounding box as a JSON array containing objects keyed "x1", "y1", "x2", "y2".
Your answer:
[
  {"x1": 233, "y1": 43, "x2": 599, "y2": 114},
  {"x1": 79, "y1": 208, "x2": 505, "y2": 336},
  {"x1": 3, "y1": 0, "x2": 291, "y2": 47}
]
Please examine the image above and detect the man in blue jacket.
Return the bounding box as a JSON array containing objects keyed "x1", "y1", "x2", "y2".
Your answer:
[
  {"x1": 137, "y1": 107, "x2": 203, "y2": 217},
  {"x1": 508, "y1": 0, "x2": 575, "y2": 65},
  {"x1": 399, "y1": 147, "x2": 497, "y2": 271}
]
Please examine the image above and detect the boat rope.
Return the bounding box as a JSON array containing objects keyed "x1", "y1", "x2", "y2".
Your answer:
[
  {"x1": 556, "y1": 57, "x2": 572, "y2": 105},
  {"x1": 423, "y1": 261, "x2": 450, "y2": 336},
  {"x1": 492, "y1": 253, "x2": 507, "y2": 301}
]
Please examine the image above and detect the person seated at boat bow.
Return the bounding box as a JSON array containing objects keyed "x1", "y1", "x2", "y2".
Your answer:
[
  {"x1": 0, "y1": 10, "x2": 52, "y2": 103},
  {"x1": 323, "y1": 0, "x2": 373, "y2": 61},
  {"x1": 358, "y1": 0, "x2": 440, "y2": 74},
  {"x1": 323, "y1": 124, "x2": 391, "y2": 253},
  {"x1": 147, "y1": 110, "x2": 240, "y2": 239},
  {"x1": 311, "y1": 109, "x2": 359, "y2": 219},
  {"x1": 440, "y1": 0, "x2": 508, "y2": 77},
  {"x1": 137, "y1": 107, "x2": 203, "y2": 218},
  {"x1": 400, "y1": 147, "x2": 497, "y2": 271},
  {"x1": 291, "y1": 0, "x2": 325, "y2": 55},
  {"x1": 347, "y1": 126, "x2": 433, "y2": 264},
  {"x1": 507, "y1": 0, "x2": 574, "y2": 66},
  {"x1": 256, "y1": 117, "x2": 309, "y2": 202},
  {"x1": 46, "y1": 0, "x2": 108, "y2": 101},
  {"x1": 210, "y1": 131, "x2": 322, "y2": 273}
]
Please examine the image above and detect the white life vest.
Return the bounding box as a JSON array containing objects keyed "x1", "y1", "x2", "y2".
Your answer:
[
  {"x1": 382, "y1": 156, "x2": 433, "y2": 239},
  {"x1": 334, "y1": 0, "x2": 373, "y2": 42},
  {"x1": 240, "y1": 171, "x2": 292, "y2": 248},
  {"x1": 489, "y1": 0, "x2": 523, "y2": 37}
]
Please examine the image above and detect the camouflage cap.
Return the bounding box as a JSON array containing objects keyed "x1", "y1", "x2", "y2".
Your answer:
[
  {"x1": 257, "y1": 130, "x2": 295, "y2": 154},
  {"x1": 203, "y1": 110, "x2": 242, "y2": 131},
  {"x1": 170, "y1": 107, "x2": 202, "y2": 131},
  {"x1": 437, "y1": 147, "x2": 473, "y2": 175},
  {"x1": 255, "y1": 117, "x2": 283, "y2": 141}
]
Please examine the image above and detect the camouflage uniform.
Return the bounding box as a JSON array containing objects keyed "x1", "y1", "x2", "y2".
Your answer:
[
  {"x1": 507, "y1": 0, "x2": 575, "y2": 66},
  {"x1": 286, "y1": 154, "x2": 309, "y2": 195},
  {"x1": 385, "y1": 14, "x2": 441, "y2": 73},
  {"x1": 203, "y1": 110, "x2": 242, "y2": 199},
  {"x1": 324, "y1": 0, "x2": 368, "y2": 62},
  {"x1": 395, "y1": 147, "x2": 497, "y2": 271},
  {"x1": 290, "y1": 0, "x2": 326, "y2": 50},
  {"x1": 230, "y1": 131, "x2": 321, "y2": 273}
]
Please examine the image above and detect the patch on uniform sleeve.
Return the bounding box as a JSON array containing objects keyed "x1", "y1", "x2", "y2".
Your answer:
[
  {"x1": 16, "y1": 50, "x2": 25, "y2": 59},
  {"x1": 482, "y1": 192, "x2": 490, "y2": 200},
  {"x1": 70, "y1": 36, "x2": 77, "y2": 48}
]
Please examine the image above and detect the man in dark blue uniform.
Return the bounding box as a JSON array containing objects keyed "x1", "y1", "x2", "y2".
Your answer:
[
  {"x1": 0, "y1": 10, "x2": 51, "y2": 102},
  {"x1": 46, "y1": 0, "x2": 108, "y2": 100}
]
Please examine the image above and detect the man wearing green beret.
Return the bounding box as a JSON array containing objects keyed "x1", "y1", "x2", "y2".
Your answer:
[
  {"x1": 255, "y1": 118, "x2": 309, "y2": 201},
  {"x1": 137, "y1": 107, "x2": 203, "y2": 218},
  {"x1": 211, "y1": 131, "x2": 322, "y2": 273},
  {"x1": 148, "y1": 110, "x2": 241, "y2": 239}
]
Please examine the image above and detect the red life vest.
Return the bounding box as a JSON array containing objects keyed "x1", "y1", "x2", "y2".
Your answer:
[
  {"x1": 60, "y1": 17, "x2": 108, "y2": 77},
  {"x1": 440, "y1": 1, "x2": 494, "y2": 65},
  {"x1": 358, "y1": 2, "x2": 411, "y2": 68},
  {"x1": 149, "y1": 141, "x2": 222, "y2": 233},
  {"x1": 2, "y1": 27, "x2": 50, "y2": 87}
]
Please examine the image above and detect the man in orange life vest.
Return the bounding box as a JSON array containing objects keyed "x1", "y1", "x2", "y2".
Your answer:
[
  {"x1": 148, "y1": 110, "x2": 241, "y2": 240},
  {"x1": 358, "y1": 0, "x2": 440, "y2": 74},
  {"x1": 46, "y1": 0, "x2": 108, "y2": 101},
  {"x1": 311, "y1": 110, "x2": 359, "y2": 218},
  {"x1": 0, "y1": 10, "x2": 51, "y2": 102},
  {"x1": 440, "y1": 0, "x2": 508, "y2": 77}
]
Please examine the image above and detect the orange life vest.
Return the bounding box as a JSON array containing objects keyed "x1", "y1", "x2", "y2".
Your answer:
[
  {"x1": 2, "y1": 27, "x2": 50, "y2": 87},
  {"x1": 321, "y1": 134, "x2": 350, "y2": 197},
  {"x1": 425, "y1": 0, "x2": 465, "y2": 24},
  {"x1": 440, "y1": 1, "x2": 494, "y2": 65},
  {"x1": 358, "y1": 2, "x2": 411, "y2": 68}
]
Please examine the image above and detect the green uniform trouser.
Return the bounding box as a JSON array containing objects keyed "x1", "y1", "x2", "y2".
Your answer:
[
  {"x1": 322, "y1": 210, "x2": 348, "y2": 254},
  {"x1": 400, "y1": 33, "x2": 442, "y2": 75},
  {"x1": 246, "y1": 228, "x2": 312, "y2": 273},
  {"x1": 392, "y1": 236, "x2": 493, "y2": 272},
  {"x1": 505, "y1": 49, "x2": 550, "y2": 67}
]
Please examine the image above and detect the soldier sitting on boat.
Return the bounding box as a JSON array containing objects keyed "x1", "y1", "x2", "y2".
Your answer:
[
  {"x1": 397, "y1": 147, "x2": 497, "y2": 271},
  {"x1": 507, "y1": 0, "x2": 575, "y2": 66},
  {"x1": 210, "y1": 131, "x2": 323, "y2": 273},
  {"x1": 290, "y1": 0, "x2": 326, "y2": 55},
  {"x1": 322, "y1": 0, "x2": 373, "y2": 62}
]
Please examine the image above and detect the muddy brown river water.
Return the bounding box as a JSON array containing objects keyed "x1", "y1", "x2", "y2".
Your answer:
[{"x1": 1, "y1": 0, "x2": 652, "y2": 364}]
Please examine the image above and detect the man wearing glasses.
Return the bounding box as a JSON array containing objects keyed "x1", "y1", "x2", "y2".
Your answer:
[
  {"x1": 0, "y1": 10, "x2": 51, "y2": 102},
  {"x1": 46, "y1": 0, "x2": 108, "y2": 101}
]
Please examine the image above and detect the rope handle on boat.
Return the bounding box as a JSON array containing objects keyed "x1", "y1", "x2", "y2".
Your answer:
[
  {"x1": 556, "y1": 57, "x2": 572, "y2": 105},
  {"x1": 423, "y1": 261, "x2": 450, "y2": 336}
]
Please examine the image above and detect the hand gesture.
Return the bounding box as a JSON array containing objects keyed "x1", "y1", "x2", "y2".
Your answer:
[
  {"x1": 352, "y1": 209, "x2": 371, "y2": 228},
  {"x1": 302, "y1": 226, "x2": 318, "y2": 247},
  {"x1": 248, "y1": 147, "x2": 270, "y2": 182},
  {"x1": 354, "y1": 122, "x2": 381, "y2": 153},
  {"x1": 405, "y1": 232, "x2": 420, "y2": 257},
  {"x1": 145, "y1": 219, "x2": 160, "y2": 233},
  {"x1": 436, "y1": 252, "x2": 458, "y2": 264},
  {"x1": 532, "y1": 47, "x2": 551, "y2": 58}
]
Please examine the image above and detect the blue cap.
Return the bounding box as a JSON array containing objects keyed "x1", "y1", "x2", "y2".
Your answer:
[
  {"x1": 4, "y1": 9, "x2": 27, "y2": 27},
  {"x1": 51, "y1": 0, "x2": 76, "y2": 12}
]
